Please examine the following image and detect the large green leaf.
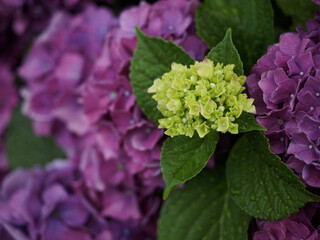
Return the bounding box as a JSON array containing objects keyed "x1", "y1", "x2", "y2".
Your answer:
[
  {"x1": 226, "y1": 131, "x2": 320, "y2": 220},
  {"x1": 161, "y1": 131, "x2": 219, "y2": 199},
  {"x1": 276, "y1": 0, "x2": 318, "y2": 30},
  {"x1": 206, "y1": 29, "x2": 243, "y2": 76},
  {"x1": 158, "y1": 168, "x2": 252, "y2": 240},
  {"x1": 235, "y1": 112, "x2": 266, "y2": 133},
  {"x1": 129, "y1": 27, "x2": 194, "y2": 124},
  {"x1": 6, "y1": 107, "x2": 66, "y2": 169},
  {"x1": 196, "y1": 0, "x2": 274, "y2": 73}
]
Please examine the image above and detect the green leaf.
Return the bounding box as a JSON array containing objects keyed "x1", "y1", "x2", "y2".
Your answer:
[
  {"x1": 161, "y1": 131, "x2": 219, "y2": 199},
  {"x1": 206, "y1": 29, "x2": 243, "y2": 76},
  {"x1": 235, "y1": 112, "x2": 266, "y2": 133},
  {"x1": 226, "y1": 131, "x2": 320, "y2": 220},
  {"x1": 129, "y1": 27, "x2": 194, "y2": 124},
  {"x1": 276, "y1": 0, "x2": 318, "y2": 30},
  {"x1": 6, "y1": 107, "x2": 66, "y2": 169},
  {"x1": 196, "y1": 0, "x2": 274, "y2": 73},
  {"x1": 158, "y1": 168, "x2": 252, "y2": 240}
]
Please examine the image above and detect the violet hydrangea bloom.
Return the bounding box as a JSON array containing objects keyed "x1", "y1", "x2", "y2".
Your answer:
[
  {"x1": 18, "y1": 4, "x2": 117, "y2": 137},
  {"x1": 0, "y1": 63, "x2": 17, "y2": 182},
  {"x1": 19, "y1": 0, "x2": 208, "y2": 235},
  {"x1": 0, "y1": 0, "x2": 103, "y2": 67},
  {"x1": 0, "y1": 160, "x2": 107, "y2": 240},
  {"x1": 0, "y1": 63, "x2": 17, "y2": 135},
  {"x1": 253, "y1": 205, "x2": 320, "y2": 240},
  {"x1": 313, "y1": 0, "x2": 320, "y2": 6},
  {"x1": 0, "y1": 160, "x2": 156, "y2": 240},
  {"x1": 78, "y1": 0, "x2": 208, "y2": 222},
  {"x1": 247, "y1": 11, "x2": 320, "y2": 187}
]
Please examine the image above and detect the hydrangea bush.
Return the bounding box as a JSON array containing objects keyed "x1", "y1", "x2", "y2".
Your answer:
[{"x1": 2, "y1": 0, "x2": 320, "y2": 240}]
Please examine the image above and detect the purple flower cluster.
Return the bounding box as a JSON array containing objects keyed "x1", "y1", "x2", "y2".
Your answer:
[
  {"x1": 19, "y1": 4, "x2": 117, "y2": 137},
  {"x1": 0, "y1": 63, "x2": 17, "y2": 182},
  {"x1": 17, "y1": 0, "x2": 208, "y2": 236},
  {"x1": 253, "y1": 205, "x2": 320, "y2": 240},
  {"x1": 0, "y1": 160, "x2": 155, "y2": 240},
  {"x1": 313, "y1": 0, "x2": 320, "y2": 6},
  {"x1": 0, "y1": 63, "x2": 17, "y2": 137},
  {"x1": 74, "y1": 1, "x2": 207, "y2": 224},
  {"x1": 247, "y1": 12, "x2": 320, "y2": 187},
  {"x1": 0, "y1": 0, "x2": 110, "y2": 67}
]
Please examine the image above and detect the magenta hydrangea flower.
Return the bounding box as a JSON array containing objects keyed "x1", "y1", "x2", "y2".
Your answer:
[
  {"x1": 0, "y1": 63, "x2": 17, "y2": 182},
  {"x1": 247, "y1": 12, "x2": 320, "y2": 187},
  {"x1": 0, "y1": 137, "x2": 9, "y2": 184},
  {"x1": 18, "y1": 4, "x2": 117, "y2": 136},
  {"x1": 0, "y1": 160, "x2": 156, "y2": 240},
  {"x1": 77, "y1": 0, "x2": 207, "y2": 222},
  {"x1": 313, "y1": 0, "x2": 320, "y2": 6},
  {"x1": 0, "y1": 0, "x2": 105, "y2": 67},
  {"x1": 253, "y1": 205, "x2": 320, "y2": 240},
  {"x1": 0, "y1": 64, "x2": 17, "y2": 135},
  {"x1": 0, "y1": 160, "x2": 106, "y2": 240},
  {"x1": 18, "y1": 0, "x2": 208, "y2": 235}
]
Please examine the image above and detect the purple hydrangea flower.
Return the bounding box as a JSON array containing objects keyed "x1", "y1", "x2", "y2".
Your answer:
[
  {"x1": 0, "y1": 63, "x2": 17, "y2": 182},
  {"x1": 18, "y1": 0, "x2": 208, "y2": 235},
  {"x1": 313, "y1": 0, "x2": 320, "y2": 6},
  {"x1": 18, "y1": 5, "x2": 117, "y2": 136},
  {"x1": 0, "y1": 0, "x2": 104, "y2": 67},
  {"x1": 0, "y1": 161, "x2": 104, "y2": 240},
  {"x1": 247, "y1": 12, "x2": 320, "y2": 187},
  {"x1": 0, "y1": 138, "x2": 9, "y2": 184},
  {"x1": 253, "y1": 205, "x2": 320, "y2": 240},
  {"x1": 0, "y1": 160, "x2": 156, "y2": 240},
  {"x1": 0, "y1": 64, "x2": 17, "y2": 135},
  {"x1": 76, "y1": 0, "x2": 207, "y2": 222}
]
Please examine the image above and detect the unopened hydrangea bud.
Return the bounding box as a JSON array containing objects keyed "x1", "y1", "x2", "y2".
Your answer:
[{"x1": 148, "y1": 59, "x2": 255, "y2": 138}]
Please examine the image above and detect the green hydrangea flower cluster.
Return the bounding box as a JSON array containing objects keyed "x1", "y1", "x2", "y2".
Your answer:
[{"x1": 148, "y1": 59, "x2": 255, "y2": 138}]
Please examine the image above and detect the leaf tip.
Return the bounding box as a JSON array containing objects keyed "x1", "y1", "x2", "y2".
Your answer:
[
  {"x1": 134, "y1": 26, "x2": 144, "y2": 38},
  {"x1": 162, "y1": 187, "x2": 171, "y2": 200},
  {"x1": 163, "y1": 181, "x2": 180, "y2": 200},
  {"x1": 226, "y1": 28, "x2": 232, "y2": 36}
]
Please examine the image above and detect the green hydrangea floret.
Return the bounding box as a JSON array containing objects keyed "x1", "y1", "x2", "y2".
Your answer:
[{"x1": 148, "y1": 59, "x2": 255, "y2": 138}]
